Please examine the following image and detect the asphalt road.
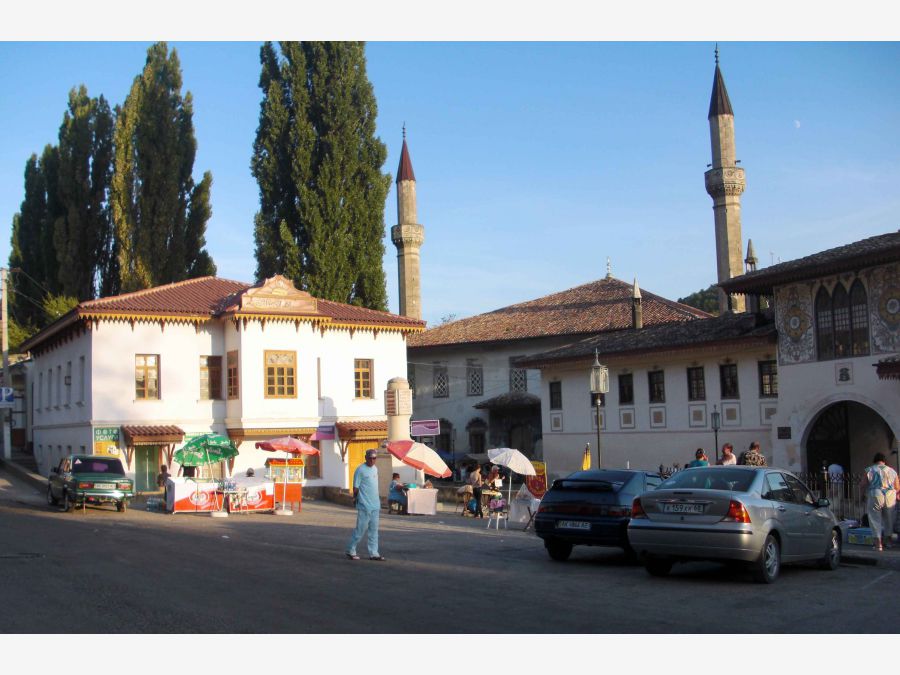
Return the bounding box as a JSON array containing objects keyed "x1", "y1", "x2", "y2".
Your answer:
[{"x1": 1, "y1": 468, "x2": 897, "y2": 634}]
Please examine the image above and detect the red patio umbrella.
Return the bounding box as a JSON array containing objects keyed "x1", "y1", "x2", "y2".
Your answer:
[
  {"x1": 385, "y1": 440, "x2": 452, "y2": 478},
  {"x1": 255, "y1": 437, "x2": 320, "y2": 514}
]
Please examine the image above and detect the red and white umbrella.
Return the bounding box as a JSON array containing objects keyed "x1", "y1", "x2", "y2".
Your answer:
[
  {"x1": 385, "y1": 440, "x2": 452, "y2": 478},
  {"x1": 255, "y1": 437, "x2": 320, "y2": 514}
]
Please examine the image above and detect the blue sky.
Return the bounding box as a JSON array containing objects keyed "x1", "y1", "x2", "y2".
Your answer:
[{"x1": 2, "y1": 41, "x2": 899, "y2": 326}]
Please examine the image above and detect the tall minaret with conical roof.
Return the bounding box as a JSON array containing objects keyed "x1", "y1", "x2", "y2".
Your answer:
[
  {"x1": 705, "y1": 46, "x2": 746, "y2": 313},
  {"x1": 391, "y1": 126, "x2": 425, "y2": 319}
]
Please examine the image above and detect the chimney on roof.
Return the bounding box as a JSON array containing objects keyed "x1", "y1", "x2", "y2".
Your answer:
[{"x1": 632, "y1": 278, "x2": 643, "y2": 330}]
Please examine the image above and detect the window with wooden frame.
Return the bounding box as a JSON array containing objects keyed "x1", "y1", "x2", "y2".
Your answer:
[
  {"x1": 758, "y1": 360, "x2": 778, "y2": 398},
  {"x1": 304, "y1": 441, "x2": 322, "y2": 479},
  {"x1": 264, "y1": 350, "x2": 296, "y2": 398},
  {"x1": 719, "y1": 363, "x2": 739, "y2": 399},
  {"x1": 619, "y1": 373, "x2": 633, "y2": 405},
  {"x1": 200, "y1": 356, "x2": 223, "y2": 400},
  {"x1": 354, "y1": 359, "x2": 373, "y2": 399},
  {"x1": 227, "y1": 351, "x2": 239, "y2": 399},
  {"x1": 135, "y1": 354, "x2": 160, "y2": 400},
  {"x1": 687, "y1": 366, "x2": 706, "y2": 401},
  {"x1": 549, "y1": 381, "x2": 562, "y2": 410},
  {"x1": 648, "y1": 370, "x2": 665, "y2": 404}
]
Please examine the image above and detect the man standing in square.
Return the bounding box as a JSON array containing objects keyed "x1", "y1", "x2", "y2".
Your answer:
[{"x1": 346, "y1": 449, "x2": 386, "y2": 561}]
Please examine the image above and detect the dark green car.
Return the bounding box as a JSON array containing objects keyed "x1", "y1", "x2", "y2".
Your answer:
[{"x1": 47, "y1": 455, "x2": 134, "y2": 512}]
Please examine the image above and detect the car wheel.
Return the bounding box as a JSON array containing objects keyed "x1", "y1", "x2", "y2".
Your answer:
[
  {"x1": 818, "y1": 528, "x2": 841, "y2": 571},
  {"x1": 545, "y1": 539, "x2": 573, "y2": 562},
  {"x1": 753, "y1": 534, "x2": 780, "y2": 584},
  {"x1": 645, "y1": 556, "x2": 673, "y2": 577},
  {"x1": 116, "y1": 500, "x2": 127, "y2": 513},
  {"x1": 47, "y1": 485, "x2": 59, "y2": 506},
  {"x1": 63, "y1": 490, "x2": 76, "y2": 513}
]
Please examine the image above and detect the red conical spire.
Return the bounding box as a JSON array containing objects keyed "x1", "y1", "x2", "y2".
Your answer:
[{"x1": 396, "y1": 124, "x2": 416, "y2": 183}]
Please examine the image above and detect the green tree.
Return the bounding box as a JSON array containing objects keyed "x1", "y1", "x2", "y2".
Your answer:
[
  {"x1": 251, "y1": 41, "x2": 391, "y2": 309},
  {"x1": 54, "y1": 86, "x2": 115, "y2": 300},
  {"x1": 678, "y1": 285, "x2": 720, "y2": 315},
  {"x1": 111, "y1": 42, "x2": 215, "y2": 292},
  {"x1": 8, "y1": 147, "x2": 63, "y2": 328}
]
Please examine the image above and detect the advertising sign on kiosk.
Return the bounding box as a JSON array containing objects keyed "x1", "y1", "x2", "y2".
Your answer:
[{"x1": 267, "y1": 457, "x2": 304, "y2": 509}]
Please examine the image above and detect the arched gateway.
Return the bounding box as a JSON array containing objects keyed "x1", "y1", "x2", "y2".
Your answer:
[{"x1": 804, "y1": 400, "x2": 896, "y2": 475}]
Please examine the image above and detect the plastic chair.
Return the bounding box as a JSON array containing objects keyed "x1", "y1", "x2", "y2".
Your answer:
[{"x1": 486, "y1": 499, "x2": 508, "y2": 530}]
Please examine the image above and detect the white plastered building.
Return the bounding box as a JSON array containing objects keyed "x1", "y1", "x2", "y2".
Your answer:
[{"x1": 21, "y1": 275, "x2": 424, "y2": 492}]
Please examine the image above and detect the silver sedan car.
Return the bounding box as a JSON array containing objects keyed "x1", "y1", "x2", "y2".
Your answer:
[{"x1": 627, "y1": 466, "x2": 841, "y2": 583}]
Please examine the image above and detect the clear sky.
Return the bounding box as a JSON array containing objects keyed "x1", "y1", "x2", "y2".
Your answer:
[{"x1": 2, "y1": 40, "x2": 899, "y2": 326}]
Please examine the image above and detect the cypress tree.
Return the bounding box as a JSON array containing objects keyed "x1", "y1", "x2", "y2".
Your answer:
[
  {"x1": 8, "y1": 147, "x2": 63, "y2": 328},
  {"x1": 111, "y1": 42, "x2": 215, "y2": 292},
  {"x1": 251, "y1": 41, "x2": 390, "y2": 309},
  {"x1": 54, "y1": 86, "x2": 114, "y2": 300}
]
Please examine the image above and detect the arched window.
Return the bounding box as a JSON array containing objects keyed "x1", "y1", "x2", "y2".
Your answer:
[
  {"x1": 815, "y1": 286, "x2": 834, "y2": 360},
  {"x1": 832, "y1": 284, "x2": 851, "y2": 358},
  {"x1": 850, "y1": 280, "x2": 870, "y2": 356}
]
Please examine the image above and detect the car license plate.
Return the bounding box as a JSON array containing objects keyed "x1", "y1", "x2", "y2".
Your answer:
[
  {"x1": 556, "y1": 520, "x2": 591, "y2": 530},
  {"x1": 93, "y1": 483, "x2": 115, "y2": 490},
  {"x1": 662, "y1": 503, "x2": 704, "y2": 514}
]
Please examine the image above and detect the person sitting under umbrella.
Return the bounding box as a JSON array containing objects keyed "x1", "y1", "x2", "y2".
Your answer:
[
  {"x1": 388, "y1": 472, "x2": 408, "y2": 515},
  {"x1": 486, "y1": 465, "x2": 503, "y2": 491}
]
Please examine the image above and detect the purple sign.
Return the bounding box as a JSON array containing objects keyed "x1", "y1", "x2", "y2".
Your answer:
[{"x1": 410, "y1": 419, "x2": 440, "y2": 437}]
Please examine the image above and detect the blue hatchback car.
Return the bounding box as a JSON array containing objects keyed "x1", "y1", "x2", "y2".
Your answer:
[{"x1": 534, "y1": 469, "x2": 663, "y2": 561}]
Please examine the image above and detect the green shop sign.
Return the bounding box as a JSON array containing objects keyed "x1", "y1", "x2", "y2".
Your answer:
[{"x1": 93, "y1": 427, "x2": 121, "y2": 443}]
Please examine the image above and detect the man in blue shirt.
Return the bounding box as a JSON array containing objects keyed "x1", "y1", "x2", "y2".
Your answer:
[{"x1": 346, "y1": 449, "x2": 386, "y2": 561}]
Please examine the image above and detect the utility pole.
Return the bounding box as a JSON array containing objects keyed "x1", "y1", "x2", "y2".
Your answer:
[{"x1": 1, "y1": 267, "x2": 10, "y2": 460}]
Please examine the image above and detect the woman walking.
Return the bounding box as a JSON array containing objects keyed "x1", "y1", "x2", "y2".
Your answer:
[{"x1": 862, "y1": 452, "x2": 899, "y2": 551}]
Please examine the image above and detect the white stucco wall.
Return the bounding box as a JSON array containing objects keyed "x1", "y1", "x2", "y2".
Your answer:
[
  {"x1": 538, "y1": 344, "x2": 777, "y2": 479},
  {"x1": 29, "y1": 317, "x2": 410, "y2": 488}
]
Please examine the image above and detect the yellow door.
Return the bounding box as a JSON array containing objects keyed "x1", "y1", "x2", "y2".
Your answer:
[{"x1": 347, "y1": 440, "x2": 378, "y2": 489}]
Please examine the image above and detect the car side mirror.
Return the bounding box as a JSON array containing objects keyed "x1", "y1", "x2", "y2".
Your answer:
[{"x1": 816, "y1": 497, "x2": 830, "y2": 509}]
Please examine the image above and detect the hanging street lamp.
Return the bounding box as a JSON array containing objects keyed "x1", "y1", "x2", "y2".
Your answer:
[
  {"x1": 711, "y1": 404, "x2": 721, "y2": 464},
  {"x1": 589, "y1": 349, "x2": 609, "y2": 468}
]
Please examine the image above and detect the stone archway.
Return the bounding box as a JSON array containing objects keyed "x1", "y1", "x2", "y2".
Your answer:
[{"x1": 804, "y1": 401, "x2": 895, "y2": 475}]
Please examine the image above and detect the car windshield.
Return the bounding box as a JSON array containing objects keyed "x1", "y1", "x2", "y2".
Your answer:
[
  {"x1": 659, "y1": 468, "x2": 755, "y2": 492},
  {"x1": 552, "y1": 470, "x2": 634, "y2": 492},
  {"x1": 71, "y1": 457, "x2": 125, "y2": 475}
]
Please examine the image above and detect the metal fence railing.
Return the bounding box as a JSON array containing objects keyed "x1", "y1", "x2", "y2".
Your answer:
[{"x1": 796, "y1": 472, "x2": 867, "y2": 523}]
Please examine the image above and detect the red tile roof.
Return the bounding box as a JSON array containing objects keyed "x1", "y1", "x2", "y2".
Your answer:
[
  {"x1": 408, "y1": 276, "x2": 710, "y2": 349},
  {"x1": 121, "y1": 425, "x2": 185, "y2": 445},
  {"x1": 81, "y1": 277, "x2": 247, "y2": 316},
  {"x1": 21, "y1": 276, "x2": 424, "y2": 354}
]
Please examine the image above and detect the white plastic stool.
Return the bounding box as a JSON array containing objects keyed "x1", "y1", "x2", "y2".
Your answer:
[{"x1": 486, "y1": 508, "x2": 508, "y2": 530}]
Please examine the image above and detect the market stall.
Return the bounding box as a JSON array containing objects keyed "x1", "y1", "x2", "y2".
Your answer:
[
  {"x1": 227, "y1": 474, "x2": 276, "y2": 513},
  {"x1": 267, "y1": 457, "x2": 305, "y2": 510},
  {"x1": 166, "y1": 477, "x2": 220, "y2": 513},
  {"x1": 406, "y1": 487, "x2": 438, "y2": 515}
]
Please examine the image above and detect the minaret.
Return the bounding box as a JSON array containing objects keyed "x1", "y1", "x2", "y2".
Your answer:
[
  {"x1": 391, "y1": 126, "x2": 425, "y2": 320},
  {"x1": 631, "y1": 278, "x2": 643, "y2": 330},
  {"x1": 745, "y1": 240, "x2": 760, "y2": 313},
  {"x1": 705, "y1": 46, "x2": 746, "y2": 313},
  {"x1": 744, "y1": 239, "x2": 758, "y2": 273}
]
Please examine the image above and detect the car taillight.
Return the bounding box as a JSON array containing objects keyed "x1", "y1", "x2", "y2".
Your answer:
[
  {"x1": 117, "y1": 482, "x2": 131, "y2": 490},
  {"x1": 631, "y1": 497, "x2": 648, "y2": 519},
  {"x1": 77, "y1": 482, "x2": 93, "y2": 489},
  {"x1": 605, "y1": 505, "x2": 632, "y2": 518},
  {"x1": 538, "y1": 504, "x2": 551, "y2": 513},
  {"x1": 721, "y1": 499, "x2": 752, "y2": 523}
]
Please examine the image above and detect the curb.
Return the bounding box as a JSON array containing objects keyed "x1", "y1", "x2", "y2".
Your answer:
[{"x1": 0, "y1": 458, "x2": 47, "y2": 493}]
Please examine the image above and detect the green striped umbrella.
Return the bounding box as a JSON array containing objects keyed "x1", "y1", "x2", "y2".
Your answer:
[{"x1": 174, "y1": 433, "x2": 239, "y2": 467}]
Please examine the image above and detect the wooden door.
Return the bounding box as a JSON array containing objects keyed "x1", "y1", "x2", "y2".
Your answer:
[{"x1": 347, "y1": 440, "x2": 378, "y2": 489}]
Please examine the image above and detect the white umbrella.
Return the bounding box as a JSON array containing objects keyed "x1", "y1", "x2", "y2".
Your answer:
[{"x1": 487, "y1": 447, "x2": 536, "y2": 506}]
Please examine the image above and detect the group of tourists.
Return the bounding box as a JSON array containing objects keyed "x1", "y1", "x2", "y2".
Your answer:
[{"x1": 683, "y1": 441, "x2": 768, "y2": 469}]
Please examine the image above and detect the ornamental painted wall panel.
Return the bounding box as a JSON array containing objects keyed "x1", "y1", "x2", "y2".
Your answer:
[
  {"x1": 775, "y1": 283, "x2": 815, "y2": 365},
  {"x1": 867, "y1": 263, "x2": 900, "y2": 354}
]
